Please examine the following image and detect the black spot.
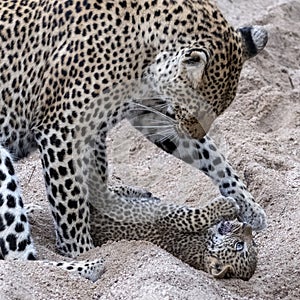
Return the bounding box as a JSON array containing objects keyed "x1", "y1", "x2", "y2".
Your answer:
[
  {"x1": 202, "y1": 149, "x2": 210, "y2": 159},
  {"x1": 7, "y1": 195, "x2": 16, "y2": 208},
  {"x1": 217, "y1": 171, "x2": 225, "y2": 178},
  {"x1": 0, "y1": 238, "x2": 8, "y2": 257},
  {"x1": 68, "y1": 199, "x2": 78, "y2": 209},
  {"x1": 70, "y1": 227, "x2": 76, "y2": 239},
  {"x1": 106, "y1": 2, "x2": 113, "y2": 10},
  {"x1": 213, "y1": 157, "x2": 222, "y2": 166},
  {"x1": 4, "y1": 212, "x2": 15, "y2": 226},
  {"x1": 5, "y1": 157, "x2": 14, "y2": 176},
  {"x1": 119, "y1": 1, "x2": 127, "y2": 8},
  {"x1": 0, "y1": 170, "x2": 6, "y2": 181},
  {"x1": 58, "y1": 184, "x2": 68, "y2": 201},
  {"x1": 202, "y1": 167, "x2": 208, "y2": 174},
  {"x1": 15, "y1": 222, "x2": 24, "y2": 233},
  {"x1": 27, "y1": 252, "x2": 36, "y2": 260},
  {"x1": 75, "y1": 1, "x2": 82, "y2": 13},
  {"x1": 49, "y1": 168, "x2": 59, "y2": 180},
  {"x1": 67, "y1": 213, "x2": 76, "y2": 224},
  {"x1": 65, "y1": 179, "x2": 72, "y2": 190},
  {"x1": 155, "y1": 138, "x2": 177, "y2": 154},
  {"x1": 20, "y1": 214, "x2": 27, "y2": 222},
  {"x1": 50, "y1": 134, "x2": 61, "y2": 147},
  {"x1": 48, "y1": 195, "x2": 55, "y2": 207},
  {"x1": 0, "y1": 216, "x2": 5, "y2": 231},
  {"x1": 17, "y1": 239, "x2": 27, "y2": 251},
  {"x1": 58, "y1": 203, "x2": 66, "y2": 215},
  {"x1": 6, "y1": 234, "x2": 17, "y2": 251},
  {"x1": 7, "y1": 180, "x2": 17, "y2": 192},
  {"x1": 58, "y1": 166, "x2": 68, "y2": 176},
  {"x1": 61, "y1": 223, "x2": 69, "y2": 240},
  {"x1": 222, "y1": 182, "x2": 230, "y2": 189},
  {"x1": 71, "y1": 186, "x2": 80, "y2": 196},
  {"x1": 226, "y1": 167, "x2": 232, "y2": 177},
  {"x1": 65, "y1": 10, "x2": 72, "y2": 20},
  {"x1": 47, "y1": 148, "x2": 56, "y2": 163}
]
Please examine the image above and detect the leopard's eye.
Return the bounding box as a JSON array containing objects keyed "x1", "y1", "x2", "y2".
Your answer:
[{"x1": 235, "y1": 241, "x2": 244, "y2": 251}]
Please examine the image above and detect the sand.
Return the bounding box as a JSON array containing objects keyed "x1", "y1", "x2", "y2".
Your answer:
[{"x1": 0, "y1": 0, "x2": 299, "y2": 299}]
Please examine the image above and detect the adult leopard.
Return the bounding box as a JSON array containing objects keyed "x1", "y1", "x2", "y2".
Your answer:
[{"x1": 0, "y1": 0, "x2": 267, "y2": 280}]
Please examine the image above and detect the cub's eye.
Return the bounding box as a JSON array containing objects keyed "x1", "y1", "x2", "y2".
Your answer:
[{"x1": 235, "y1": 241, "x2": 244, "y2": 251}]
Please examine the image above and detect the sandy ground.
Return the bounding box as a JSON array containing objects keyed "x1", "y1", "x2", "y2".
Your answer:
[{"x1": 1, "y1": 0, "x2": 300, "y2": 299}]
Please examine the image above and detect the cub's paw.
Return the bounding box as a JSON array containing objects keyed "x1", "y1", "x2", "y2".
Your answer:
[
  {"x1": 208, "y1": 196, "x2": 240, "y2": 223},
  {"x1": 238, "y1": 201, "x2": 267, "y2": 231}
]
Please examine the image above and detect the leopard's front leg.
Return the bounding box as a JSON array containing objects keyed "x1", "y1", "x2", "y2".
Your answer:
[
  {"x1": 0, "y1": 146, "x2": 36, "y2": 260},
  {"x1": 35, "y1": 129, "x2": 95, "y2": 257},
  {"x1": 160, "y1": 135, "x2": 267, "y2": 231},
  {"x1": 183, "y1": 136, "x2": 266, "y2": 231},
  {"x1": 129, "y1": 112, "x2": 266, "y2": 231}
]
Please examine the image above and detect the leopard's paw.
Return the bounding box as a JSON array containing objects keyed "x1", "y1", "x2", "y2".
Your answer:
[{"x1": 238, "y1": 201, "x2": 267, "y2": 231}]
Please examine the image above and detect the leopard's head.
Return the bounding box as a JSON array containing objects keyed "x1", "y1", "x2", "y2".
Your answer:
[
  {"x1": 144, "y1": 1, "x2": 268, "y2": 139},
  {"x1": 204, "y1": 220, "x2": 258, "y2": 280}
]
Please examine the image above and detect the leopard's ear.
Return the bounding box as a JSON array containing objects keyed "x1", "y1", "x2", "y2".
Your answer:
[
  {"x1": 206, "y1": 256, "x2": 234, "y2": 279},
  {"x1": 181, "y1": 48, "x2": 210, "y2": 87},
  {"x1": 238, "y1": 26, "x2": 268, "y2": 61}
]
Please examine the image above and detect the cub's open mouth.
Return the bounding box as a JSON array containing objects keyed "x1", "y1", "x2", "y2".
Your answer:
[{"x1": 217, "y1": 221, "x2": 234, "y2": 235}]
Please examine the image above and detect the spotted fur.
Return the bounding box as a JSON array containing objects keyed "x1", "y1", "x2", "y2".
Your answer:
[
  {"x1": 91, "y1": 195, "x2": 257, "y2": 280},
  {"x1": 0, "y1": 0, "x2": 267, "y2": 280}
]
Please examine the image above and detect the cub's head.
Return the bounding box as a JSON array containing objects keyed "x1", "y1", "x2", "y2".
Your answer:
[{"x1": 204, "y1": 220, "x2": 258, "y2": 280}]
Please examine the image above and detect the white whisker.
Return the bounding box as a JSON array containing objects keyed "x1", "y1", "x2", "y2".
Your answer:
[
  {"x1": 156, "y1": 129, "x2": 179, "y2": 145},
  {"x1": 141, "y1": 129, "x2": 176, "y2": 139},
  {"x1": 131, "y1": 102, "x2": 176, "y2": 125},
  {"x1": 134, "y1": 125, "x2": 174, "y2": 129},
  {"x1": 128, "y1": 114, "x2": 172, "y2": 125}
]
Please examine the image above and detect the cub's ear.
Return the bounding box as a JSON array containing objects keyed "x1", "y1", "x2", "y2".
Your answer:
[
  {"x1": 181, "y1": 48, "x2": 210, "y2": 87},
  {"x1": 238, "y1": 26, "x2": 268, "y2": 61},
  {"x1": 206, "y1": 256, "x2": 234, "y2": 279}
]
